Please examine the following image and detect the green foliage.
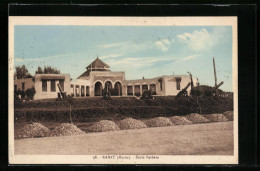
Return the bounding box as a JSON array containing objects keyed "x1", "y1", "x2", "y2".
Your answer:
[
  {"x1": 14, "y1": 65, "x2": 32, "y2": 79},
  {"x1": 18, "y1": 90, "x2": 25, "y2": 99},
  {"x1": 25, "y1": 87, "x2": 36, "y2": 100},
  {"x1": 141, "y1": 90, "x2": 153, "y2": 99},
  {"x1": 36, "y1": 66, "x2": 60, "y2": 74},
  {"x1": 35, "y1": 66, "x2": 43, "y2": 74},
  {"x1": 14, "y1": 96, "x2": 233, "y2": 122}
]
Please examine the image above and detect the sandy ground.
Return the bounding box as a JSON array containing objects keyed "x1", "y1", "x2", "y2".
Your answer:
[{"x1": 14, "y1": 121, "x2": 233, "y2": 155}]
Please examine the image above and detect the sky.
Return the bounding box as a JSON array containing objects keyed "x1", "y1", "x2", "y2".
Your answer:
[{"x1": 14, "y1": 25, "x2": 233, "y2": 91}]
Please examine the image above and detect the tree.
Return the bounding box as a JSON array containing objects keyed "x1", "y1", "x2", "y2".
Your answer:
[
  {"x1": 44, "y1": 66, "x2": 60, "y2": 74},
  {"x1": 36, "y1": 66, "x2": 60, "y2": 74},
  {"x1": 14, "y1": 65, "x2": 31, "y2": 79},
  {"x1": 25, "y1": 87, "x2": 36, "y2": 100},
  {"x1": 35, "y1": 66, "x2": 44, "y2": 74}
]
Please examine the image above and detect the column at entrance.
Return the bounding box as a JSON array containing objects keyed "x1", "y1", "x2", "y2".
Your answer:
[
  {"x1": 84, "y1": 86, "x2": 86, "y2": 97},
  {"x1": 79, "y1": 85, "x2": 81, "y2": 97}
]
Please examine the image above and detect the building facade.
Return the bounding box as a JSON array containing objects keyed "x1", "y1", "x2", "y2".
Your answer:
[
  {"x1": 70, "y1": 57, "x2": 198, "y2": 98},
  {"x1": 14, "y1": 57, "x2": 198, "y2": 100}
]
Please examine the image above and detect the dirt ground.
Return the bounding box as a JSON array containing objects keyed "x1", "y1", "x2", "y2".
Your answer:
[{"x1": 14, "y1": 121, "x2": 234, "y2": 155}]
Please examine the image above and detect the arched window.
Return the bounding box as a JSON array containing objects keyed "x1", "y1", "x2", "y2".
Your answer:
[{"x1": 127, "y1": 86, "x2": 133, "y2": 95}]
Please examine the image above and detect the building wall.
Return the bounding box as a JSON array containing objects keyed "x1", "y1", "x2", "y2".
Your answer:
[
  {"x1": 14, "y1": 78, "x2": 34, "y2": 91},
  {"x1": 34, "y1": 74, "x2": 71, "y2": 100},
  {"x1": 15, "y1": 71, "x2": 198, "y2": 100},
  {"x1": 70, "y1": 79, "x2": 91, "y2": 97},
  {"x1": 89, "y1": 71, "x2": 125, "y2": 96},
  {"x1": 164, "y1": 76, "x2": 198, "y2": 96}
]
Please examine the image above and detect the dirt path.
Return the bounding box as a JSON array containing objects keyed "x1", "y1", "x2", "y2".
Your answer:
[{"x1": 14, "y1": 121, "x2": 234, "y2": 155}]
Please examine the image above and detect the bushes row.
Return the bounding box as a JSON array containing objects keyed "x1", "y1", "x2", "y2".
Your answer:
[
  {"x1": 14, "y1": 101, "x2": 233, "y2": 123},
  {"x1": 15, "y1": 96, "x2": 233, "y2": 110}
]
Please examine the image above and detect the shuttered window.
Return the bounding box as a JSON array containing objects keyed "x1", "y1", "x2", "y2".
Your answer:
[
  {"x1": 176, "y1": 78, "x2": 181, "y2": 90},
  {"x1": 22, "y1": 82, "x2": 25, "y2": 91},
  {"x1": 51, "y1": 80, "x2": 56, "y2": 92},
  {"x1": 42, "y1": 80, "x2": 47, "y2": 92}
]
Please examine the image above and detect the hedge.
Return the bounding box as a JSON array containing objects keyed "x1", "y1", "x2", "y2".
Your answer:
[{"x1": 14, "y1": 96, "x2": 233, "y2": 122}]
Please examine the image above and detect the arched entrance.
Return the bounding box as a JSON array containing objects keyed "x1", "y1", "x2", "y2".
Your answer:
[
  {"x1": 94, "y1": 82, "x2": 103, "y2": 96},
  {"x1": 142, "y1": 84, "x2": 148, "y2": 93},
  {"x1": 114, "y1": 82, "x2": 122, "y2": 96},
  {"x1": 104, "y1": 81, "x2": 113, "y2": 94}
]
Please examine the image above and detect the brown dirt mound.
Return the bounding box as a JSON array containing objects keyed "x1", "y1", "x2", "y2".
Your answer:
[
  {"x1": 48, "y1": 123, "x2": 86, "y2": 137},
  {"x1": 117, "y1": 118, "x2": 147, "y2": 130},
  {"x1": 185, "y1": 113, "x2": 209, "y2": 123},
  {"x1": 203, "y1": 114, "x2": 229, "y2": 122},
  {"x1": 16, "y1": 122, "x2": 50, "y2": 139},
  {"x1": 169, "y1": 116, "x2": 193, "y2": 125},
  {"x1": 223, "y1": 111, "x2": 233, "y2": 121},
  {"x1": 88, "y1": 120, "x2": 120, "y2": 132},
  {"x1": 145, "y1": 117, "x2": 173, "y2": 127}
]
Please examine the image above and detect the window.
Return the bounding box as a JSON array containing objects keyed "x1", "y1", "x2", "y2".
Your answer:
[
  {"x1": 22, "y1": 82, "x2": 25, "y2": 91},
  {"x1": 14, "y1": 85, "x2": 17, "y2": 91},
  {"x1": 176, "y1": 78, "x2": 181, "y2": 90},
  {"x1": 51, "y1": 80, "x2": 56, "y2": 92},
  {"x1": 150, "y1": 84, "x2": 156, "y2": 95},
  {"x1": 42, "y1": 80, "x2": 47, "y2": 92},
  {"x1": 59, "y1": 80, "x2": 64, "y2": 91},
  {"x1": 127, "y1": 86, "x2": 133, "y2": 95}
]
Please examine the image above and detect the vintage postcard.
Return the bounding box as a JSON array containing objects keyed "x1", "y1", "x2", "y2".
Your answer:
[{"x1": 8, "y1": 16, "x2": 238, "y2": 164}]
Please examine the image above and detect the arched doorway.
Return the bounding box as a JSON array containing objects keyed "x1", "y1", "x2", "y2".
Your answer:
[
  {"x1": 94, "y1": 82, "x2": 103, "y2": 96},
  {"x1": 142, "y1": 84, "x2": 148, "y2": 93},
  {"x1": 114, "y1": 82, "x2": 122, "y2": 96},
  {"x1": 104, "y1": 81, "x2": 113, "y2": 94}
]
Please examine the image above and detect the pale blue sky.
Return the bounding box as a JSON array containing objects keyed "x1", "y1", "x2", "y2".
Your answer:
[{"x1": 14, "y1": 25, "x2": 233, "y2": 91}]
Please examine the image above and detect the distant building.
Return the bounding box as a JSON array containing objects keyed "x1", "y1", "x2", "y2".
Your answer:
[
  {"x1": 14, "y1": 57, "x2": 198, "y2": 100},
  {"x1": 70, "y1": 57, "x2": 198, "y2": 98}
]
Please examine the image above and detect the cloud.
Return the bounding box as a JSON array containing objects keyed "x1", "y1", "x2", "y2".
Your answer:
[
  {"x1": 99, "y1": 53, "x2": 124, "y2": 60},
  {"x1": 99, "y1": 38, "x2": 174, "y2": 53},
  {"x1": 154, "y1": 38, "x2": 174, "y2": 52},
  {"x1": 14, "y1": 54, "x2": 68, "y2": 63},
  {"x1": 178, "y1": 29, "x2": 214, "y2": 51},
  {"x1": 15, "y1": 58, "x2": 24, "y2": 62},
  {"x1": 172, "y1": 55, "x2": 198, "y2": 64},
  {"x1": 177, "y1": 28, "x2": 229, "y2": 51},
  {"x1": 107, "y1": 56, "x2": 173, "y2": 68},
  {"x1": 99, "y1": 41, "x2": 151, "y2": 52},
  {"x1": 100, "y1": 42, "x2": 130, "y2": 49}
]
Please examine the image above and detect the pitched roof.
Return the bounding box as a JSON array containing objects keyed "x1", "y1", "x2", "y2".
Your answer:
[
  {"x1": 86, "y1": 57, "x2": 110, "y2": 70},
  {"x1": 77, "y1": 70, "x2": 91, "y2": 79}
]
